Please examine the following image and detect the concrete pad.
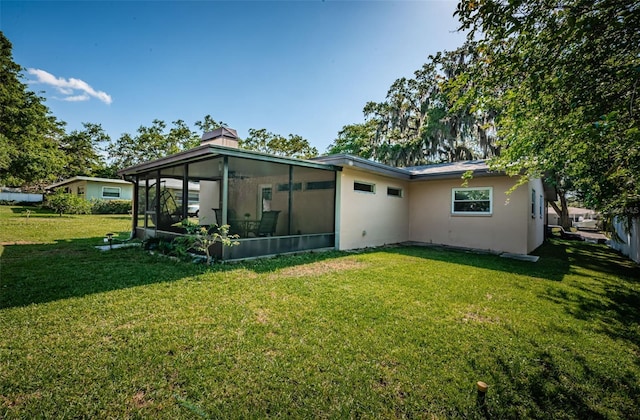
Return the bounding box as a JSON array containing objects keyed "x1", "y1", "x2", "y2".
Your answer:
[
  {"x1": 500, "y1": 253, "x2": 539, "y2": 262},
  {"x1": 95, "y1": 243, "x2": 141, "y2": 251}
]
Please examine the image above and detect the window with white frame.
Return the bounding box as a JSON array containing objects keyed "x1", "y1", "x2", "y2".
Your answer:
[
  {"x1": 452, "y1": 187, "x2": 492, "y2": 215},
  {"x1": 102, "y1": 186, "x2": 121, "y2": 199},
  {"x1": 354, "y1": 181, "x2": 375, "y2": 194}
]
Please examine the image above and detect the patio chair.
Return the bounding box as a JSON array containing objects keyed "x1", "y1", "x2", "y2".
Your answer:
[{"x1": 254, "y1": 210, "x2": 280, "y2": 237}]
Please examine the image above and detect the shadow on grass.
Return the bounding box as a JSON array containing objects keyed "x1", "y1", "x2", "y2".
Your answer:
[
  {"x1": 491, "y1": 346, "x2": 640, "y2": 418},
  {"x1": 376, "y1": 240, "x2": 571, "y2": 282},
  {"x1": 0, "y1": 236, "x2": 352, "y2": 309},
  {"x1": 7, "y1": 206, "x2": 132, "y2": 221},
  {"x1": 532, "y1": 239, "x2": 640, "y2": 347},
  {"x1": 0, "y1": 237, "x2": 207, "y2": 309}
]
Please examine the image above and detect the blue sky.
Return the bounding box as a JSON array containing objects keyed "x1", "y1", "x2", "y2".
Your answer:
[{"x1": 1, "y1": 0, "x2": 467, "y2": 153}]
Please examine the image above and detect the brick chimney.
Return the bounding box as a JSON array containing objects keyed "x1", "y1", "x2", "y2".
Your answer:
[{"x1": 201, "y1": 127, "x2": 239, "y2": 148}]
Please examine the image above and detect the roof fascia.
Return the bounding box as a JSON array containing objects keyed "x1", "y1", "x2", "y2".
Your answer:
[
  {"x1": 313, "y1": 154, "x2": 410, "y2": 180},
  {"x1": 409, "y1": 168, "x2": 495, "y2": 181},
  {"x1": 46, "y1": 176, "x2": 130, "y2": 189},
  {"x1": 118, "y1": 145, "x2": 339, "y2": 176}
]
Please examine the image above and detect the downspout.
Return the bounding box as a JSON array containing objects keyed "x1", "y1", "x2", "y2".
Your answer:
[
  {"x1": 288, "y1": 165, "x2": 293, "y2": 235},
  {"x1": 124, "y1": 174, "x2": 137, "y2": 241},
  {"x1": 221, "y1": 156, "x2": 229, "y2": 260}
]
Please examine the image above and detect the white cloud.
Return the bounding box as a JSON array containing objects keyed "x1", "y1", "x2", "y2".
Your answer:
[
  {"x1": 61, "y1": 94, "x2": 90, "y2": 102},
  {"x1": 27, "y1": 68, "x2": 113, "y2": 105}
]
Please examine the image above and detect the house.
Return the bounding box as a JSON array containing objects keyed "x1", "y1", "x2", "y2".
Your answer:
[
  {"x1": 546, "y1": 206, "x2": 598, "y2": 227},
  {"x1": 46, "y1": 176, "x2": 133, "y2": 201},
  {"x1": 118, "y1": 128, "x2": 545, "y2": 260},
  {"x1": 315, "y1": 155, "x2": 545, "y2": 256}
]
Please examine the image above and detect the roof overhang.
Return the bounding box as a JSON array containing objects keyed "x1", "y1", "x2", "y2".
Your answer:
[
  {"x1": 313, "y1": 155, "x2": 500, "y2": 181},
  {"x1": 46, "y1": 176, "x2": 131, "y2": 190},
  {"x1": 118, "y1": 144, "x2": 340, "y2": 177},
  {"x1": 312, "y1": 154, "x2": 411, "y2": 180}
]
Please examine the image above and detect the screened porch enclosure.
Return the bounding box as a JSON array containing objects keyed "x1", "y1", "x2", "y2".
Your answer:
[{"x1": 128, "y1": 149, "x2": 337, "y2": 260}]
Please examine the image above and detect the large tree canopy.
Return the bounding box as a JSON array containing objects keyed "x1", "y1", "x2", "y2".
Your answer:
[
  {"x1": 60, "y1": 123, "x2": 110, "y2": 178},
  {"x1": 455, "y1": 0, "x2": 640, "y2": 217},
  {"x1": 327, "y1": 43, "x2": 498, "y2": 167},
  {"x1": 0, "y1": 31, "x2": 66, "y2": 189}
]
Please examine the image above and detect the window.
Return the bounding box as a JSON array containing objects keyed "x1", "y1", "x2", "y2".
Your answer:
[
  {"x1": 452, "y1": 187, "x2": 492, "y2": 215},
  {"x1": 539, "y1": 194, "x2": 543, "y2": 219},
  {"x1": 354, "y1": 181, "x2": 375, "y2": 193},
  {"x1": 102, "y1": 186, "x2": 121, "y2": 199},
  {"x1": 306, "y1": 180, "x2": 335, "y2": 190},
  {"x1": 531, "y1": 189, "x2": 536, "y2": 218},
  {"x1": 387, "y1": 187, "x2": 403, "y2": 198},
  {"x1": 77, "y1": 186, "x2": 85, "y2": 196},
  {"x1": 276, "y1": 182, "x2": 302, "y2": 192}
]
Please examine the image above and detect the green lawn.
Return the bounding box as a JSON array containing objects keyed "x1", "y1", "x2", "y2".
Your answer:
[{"x1": 1, "y1": 205, "x2": 639, "y2": 419}]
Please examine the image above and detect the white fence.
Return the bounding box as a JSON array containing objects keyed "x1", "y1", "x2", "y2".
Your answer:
[
  {"x1": 0, "y1": 192, "x2": 43, "y2": 203},
  {"x1": 610, "y1": 216, "x2": 640, "y2": 264}
]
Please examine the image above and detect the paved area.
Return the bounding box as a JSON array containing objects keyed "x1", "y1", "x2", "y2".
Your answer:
[{"x1": 575, "y1": 230, "x2": 608, "y2": 243}]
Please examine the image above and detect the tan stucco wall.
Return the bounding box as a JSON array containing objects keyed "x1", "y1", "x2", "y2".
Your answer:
[
  {"x1": 336, "y1": 168, "x2": 410, "y2": 250},
  {"x1": 408, "y1": 176, "x2": 531, "y2": 255}
]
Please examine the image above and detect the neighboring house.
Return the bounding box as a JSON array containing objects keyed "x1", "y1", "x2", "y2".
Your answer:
[
  {"x1": 118, "y1": 128, "x2": 545, "y2": 261},
  {"x1": 546, "y1": 206, "x2": 598, "y2": 226},
  {"x1": 46, "y1": 176, "x2": 133, "y2": 201}
]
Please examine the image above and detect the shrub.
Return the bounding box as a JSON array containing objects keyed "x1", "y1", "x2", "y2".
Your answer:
[
  {"x1": 91, "y1": 199, "x2": 132, "y2": 214},
  {"x1": 45, "y1": 191, "x2": 92, "y2": 215}
]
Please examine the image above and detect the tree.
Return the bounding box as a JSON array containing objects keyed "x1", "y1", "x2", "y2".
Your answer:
[
  {"x1": 194, "y1": 115, "x2": 227, "y2": 133},
  {"x1": 107, "y1": 119, "x2": 199, "y2": 170},
  {"x1": 0, "y1": 31, "x2": 66, "y2": 189},
  {"x1": 60, "y1": 122, "x2": 109, "y2": 178},
  {"x1": 354, "y1": 43, "x2": 498, "y2": 167},
  {"x1": 240, "y1": 128, "x2": 318, "y2": 159},
  {"x1": 455, "y1": 0, "x2": 640, "y2": 220},
  {"x1": 326, "y1": 120, "x2": 377, "y2": 158}
]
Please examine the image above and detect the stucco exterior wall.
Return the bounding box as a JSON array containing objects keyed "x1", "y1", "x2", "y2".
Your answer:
[
  {"x1": 408, "y1": 176, "x2": 530, "y2": 255},
  {"x1": 86, "y1": 181, "x2": 133, "y2": 201},
  {"x1": 57, "y1": 180, "x2": 132, "y2": 201},
  {"x1": 336, "y1": 168, "x2": 410, "y2": 250}
]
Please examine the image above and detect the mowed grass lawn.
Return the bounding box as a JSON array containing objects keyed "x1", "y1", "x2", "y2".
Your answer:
[{"x1": 1, "y1": 205, "x2": 639, "y2": 419}]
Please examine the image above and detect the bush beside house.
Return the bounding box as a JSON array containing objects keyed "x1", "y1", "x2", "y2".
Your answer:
[{"x1": 44, "y1": 191, "x2": 132, "y2": 215}]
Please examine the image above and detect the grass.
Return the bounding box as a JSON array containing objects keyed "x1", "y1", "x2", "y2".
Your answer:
[{"x1": 1, "y1": 204, "x2": 639, "y2": 419}]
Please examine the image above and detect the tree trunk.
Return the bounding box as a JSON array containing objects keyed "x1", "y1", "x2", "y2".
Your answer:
[{"x1": 549, "y1": 190, "x2": 571, "y2": 229}]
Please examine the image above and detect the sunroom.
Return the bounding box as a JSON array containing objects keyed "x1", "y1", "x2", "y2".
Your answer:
[{"x1": 119, "y1": 128, "x2": 339, "y2": 260}]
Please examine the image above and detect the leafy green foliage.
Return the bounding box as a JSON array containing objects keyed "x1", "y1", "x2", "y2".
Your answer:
[
  {"x1": 60, "y1": 122, "x2": 110, "y2": 177},
  {"x1": 90, "y1": 199, "x2": 132, "y2": 214},
  {"x1": 178, "y1": 219, "x2": 239, "y2": 264},
  {"x1": 0, "y1": 32, "x2": 66, "y2": 189},
  {"x1": 194, "y1": 114, "x2": 227, "y2": 133},
  {"x1": 44, "y1": 190, "x2": 92, "y2": 215},
  {"x1": 240, "y1": 128, "x2": 318, "y2": 159},
  {"x1": 107, "y1": 119, "x2": 200, "y2": 170},
  {"x1": 326, "y1": 120, "x2": 377, "y2": 158},
  {"x1": 454, "y1": 0, "x2": 640, "y2": 217},
  {"x1": 332, "y1": 43, "x2": 498, "y2": 167}
]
